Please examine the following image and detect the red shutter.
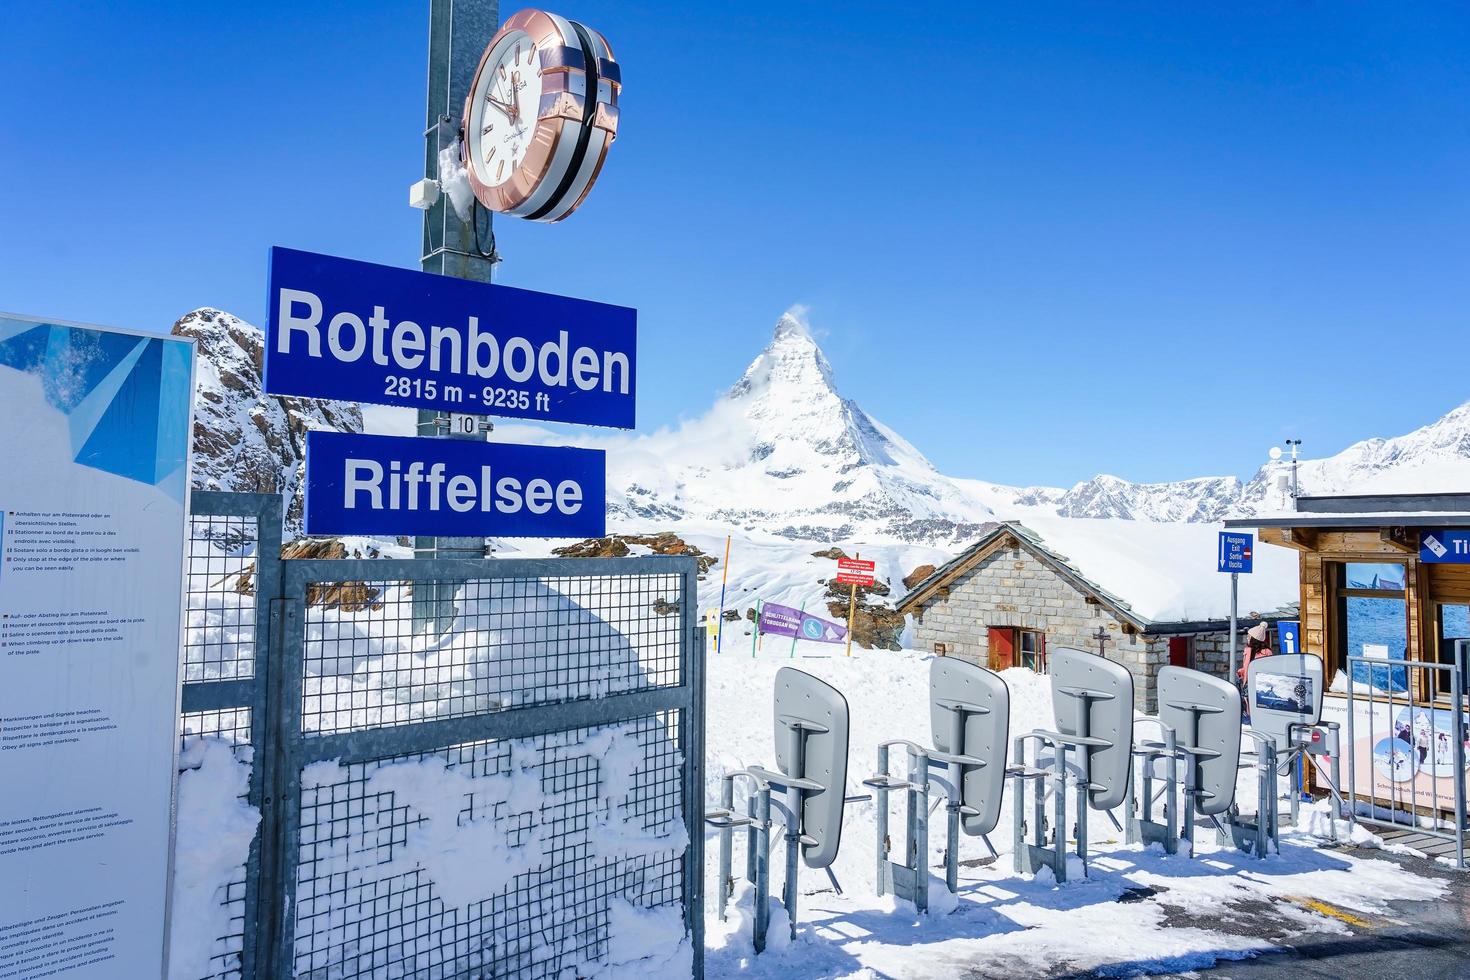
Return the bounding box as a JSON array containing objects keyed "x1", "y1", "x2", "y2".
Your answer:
[
  {"x1": 988, "y1": 628, "x2": 1015, "y2": 671},
  {"x1": 1169, "y1": 637, "x2": 1190, "y2": 668},
  {"x1": 1037, "y1": 632, "x2": 1048, "y2": 673}
]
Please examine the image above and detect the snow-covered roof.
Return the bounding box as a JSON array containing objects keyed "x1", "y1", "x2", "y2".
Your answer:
[
  {"x1": 1229, "y1": 492, "x2": 1470, "y2": 529},
  {"x1": 901, "y1": 515, "x2": 1300, "y2": 627}
]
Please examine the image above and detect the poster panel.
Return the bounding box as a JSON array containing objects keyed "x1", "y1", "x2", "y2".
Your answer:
[
  {"x1": 0, "y1": 314, "x2": 193, "y2": 979},
  {"x1": 1322, "y1": 696, "x2": 1470, "y2": 816}
]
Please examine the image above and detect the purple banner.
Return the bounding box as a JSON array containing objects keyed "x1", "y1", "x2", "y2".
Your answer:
[{"x1": 758, "y1": 602, "x2": 848, "y2": 644}]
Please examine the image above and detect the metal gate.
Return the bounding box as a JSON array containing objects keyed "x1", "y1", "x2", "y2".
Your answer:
[
  {"x1": 1345, "y1": 641, "x2": 1469, "y2": 866},
  {"x1": 179, "y1": 491, "x2": 705, "y2": 979}
]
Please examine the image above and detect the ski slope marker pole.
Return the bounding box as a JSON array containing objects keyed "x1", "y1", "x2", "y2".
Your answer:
[{"x1": 716, "y1": 534, "x2": 731, "y2": 654}]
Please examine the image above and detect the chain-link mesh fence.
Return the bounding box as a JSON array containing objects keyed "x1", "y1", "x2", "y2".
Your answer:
[
  {"x1": 177, "y1": 494, "x2": 703, "y2": 980},
  {"x1": 277, "y1": 558, "x2": 702, "y2": 979}
]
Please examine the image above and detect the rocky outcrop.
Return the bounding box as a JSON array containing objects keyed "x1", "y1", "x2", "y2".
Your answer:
[
  {"x1": 820, "y1": 574, "x2": 902, "y2": 650},
  {"x1": 227, "y1": 536, "x2": 382, "y2": 610},
  {"x1": 174, "y1": 308, "x2": 362, "y2": 536},
  {"x1": 551, "y1": 533, "x2": 719, "y2": 575},
  {"x1": 903, "y1": 564, "x2": 937, "y2": 591}
]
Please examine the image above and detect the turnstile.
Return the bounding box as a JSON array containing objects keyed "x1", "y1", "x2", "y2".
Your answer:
[
  {"x1": 865, "y1": 658, "x2": 1009, "y2": 911},
  {"x1": 1010, "y1": 647, "x2": 1133, "y2": 882},
  {"x1": 705, "y1": 667, "x2": 860, "y2": 952}
]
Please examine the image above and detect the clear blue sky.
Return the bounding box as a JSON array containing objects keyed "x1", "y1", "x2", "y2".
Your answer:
[{"x1": 2, "y1": 1, "x2": 1466, "y2": 487}]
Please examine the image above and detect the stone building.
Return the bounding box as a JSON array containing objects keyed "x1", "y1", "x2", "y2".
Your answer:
[{"x1": 898, "y1": 520, "x2": 1299, "y2": 711}]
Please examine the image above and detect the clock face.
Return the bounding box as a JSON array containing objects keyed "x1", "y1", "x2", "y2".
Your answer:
[
  {"x1": 466, "y1": 31, "x2": 545, "y2": 189},
  {"x1": 462, "y1": 9, "x2": 620, "y2": 222}
]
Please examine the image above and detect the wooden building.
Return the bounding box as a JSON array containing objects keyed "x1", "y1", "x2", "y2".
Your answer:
[
  {"x1": 1226, "y1": 492, "x2": 1470, "y2": 821},
  {"x1": 1226, "y1": 493, "x2": 1470, "y2": 691}
]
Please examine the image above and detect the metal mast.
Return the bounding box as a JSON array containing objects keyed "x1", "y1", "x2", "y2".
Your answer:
[{"x1": 414, "y1": 0, "x2": 499, "y2": 629}]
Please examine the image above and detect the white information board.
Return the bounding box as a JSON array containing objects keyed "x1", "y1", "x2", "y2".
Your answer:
[{"x1": 0, "y1": 314, "x2": 194, "y2": 980}]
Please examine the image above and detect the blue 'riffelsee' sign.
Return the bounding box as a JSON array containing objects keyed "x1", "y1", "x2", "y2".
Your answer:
[
  {"x1": 264, "y1": 247, "x2": 636, "y2": 428},
  {"x1": 1422, "y1": 530, "x2": 1470, "y2": 564},
  {"x1": 1218, "y1": 531, "x2": 1254, "y2": 574},
  {"x1": 304, "y1": 431, "x2": 605, "y2": 538}
]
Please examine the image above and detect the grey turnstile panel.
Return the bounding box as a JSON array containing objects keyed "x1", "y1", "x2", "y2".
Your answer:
[
  {"x1": 1048, "y1": 647, "x2": 1135, "y2": 810},
  {"x1": 1248, "y1": 654, "x2": 1324, "y2": 751},
  {"x1": 930, "y1": 658, "x2": 1009, "y2": 836},
  {"x1": 1157, "y1": 665, "x2": 1242, "y2": 815},
  {"x1": 773, "y1": 667, "x2": 850, "y2": 869}
]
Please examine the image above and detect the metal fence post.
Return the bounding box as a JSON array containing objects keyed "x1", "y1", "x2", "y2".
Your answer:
[
  {"x1": 1455, "y1": 641, "x2": 1467, "y2": 870},
  {"x1": 180, "y1": 490, "x2": 282, "y2": 980},
  {"x1": 685, "y1": 578, "x2": 707, "y2": 978},
  {"x1": 268, "y1": 595, "x2": 304, "y2": 980}
]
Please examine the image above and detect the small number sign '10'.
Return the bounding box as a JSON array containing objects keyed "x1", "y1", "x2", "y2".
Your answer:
[{"x1": 448, "y1": 413, "x2": 483, "y2": 436}]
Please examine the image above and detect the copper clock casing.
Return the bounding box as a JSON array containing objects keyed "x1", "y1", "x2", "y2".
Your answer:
[{"x1": 462, "y1": 9, "x2": 620, "y2": 222}]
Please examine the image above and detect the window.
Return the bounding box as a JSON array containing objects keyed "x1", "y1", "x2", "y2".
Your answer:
[
  {"x1": 1335, "y1": 562, "x2": 1408, "y2": 692},
  {"x1": 987, "y1": 628, "x2": 1047, "y2": 673},
  {"x1": 1431, "y1": 603, "x2": 1470, "y2": 701},
  {"x1": 1019, "y1": 630, "x2": 1046, "y2": 673}
]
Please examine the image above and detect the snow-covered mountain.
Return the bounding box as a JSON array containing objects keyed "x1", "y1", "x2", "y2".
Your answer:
[
  {"x1": 1010, "y1": 473, "x2": 1245, "y2": 522},
  {"x1": 600, "y1": 313, "x2": 999, "y2": 543},
  {"x1": 174, "y1": 308, "x2": 362, "y2": 533},
  {"x1": 1235, "y1": 402, "x2": 1470, "y2": 512},
  {"x1": 1006, "y1": 400, "x2": 1470, "y2": 522},
  {"x1": 178, "y1": 305, "x2": 1469, "y2": 542}
]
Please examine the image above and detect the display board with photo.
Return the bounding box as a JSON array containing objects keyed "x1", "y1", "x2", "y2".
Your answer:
[{"x1": 1255, "y1": 673, "x2": 1314, "y2": 714}]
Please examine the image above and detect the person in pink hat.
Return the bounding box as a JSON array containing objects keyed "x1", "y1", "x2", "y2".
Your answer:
[{"x1": 1238, "y1": 621, "x2": 1273, "y2": 684}]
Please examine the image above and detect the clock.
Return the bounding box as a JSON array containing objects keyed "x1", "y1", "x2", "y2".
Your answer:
[{"x1": 462, "y1": 9, "x2": 620, "y2": 223}]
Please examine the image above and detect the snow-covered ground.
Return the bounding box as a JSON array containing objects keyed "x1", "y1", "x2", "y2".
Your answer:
[{"x1": 701, "y1": 646, "x2": 1446, "y2": 978}]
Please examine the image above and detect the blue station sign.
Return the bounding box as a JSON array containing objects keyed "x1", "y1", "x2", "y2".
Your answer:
[
  {"x1": 1277, "y1": 620, "x2": 1301, "y2": 655},
  {"x1": 1218, "y1": 531, "x2": 1254, "y2": 574},
  {"x1": 264, "y1": 247, "x2": 637, "y2": 429},
  {"x1": 304, "y1": 431, "x2": 606, "y2": 539},
  {"x1": 1421, "y1": 530, "x2": 1470, "y2": 564}
]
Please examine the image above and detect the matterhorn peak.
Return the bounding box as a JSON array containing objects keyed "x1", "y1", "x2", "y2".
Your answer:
[
  {"x1": 730, "y1": 307, "x2": 836, "y2": 400},
  {"x1": 772, "y1": 306, "x2": 814, "y2": 342}
]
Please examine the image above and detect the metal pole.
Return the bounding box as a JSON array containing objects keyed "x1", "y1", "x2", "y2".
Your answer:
[
  {"x1": 1012, "y1": 738, "x2": 1026, "y2": 876},
  {"x1": 844, "y1": 551, "x2": 859, "y2": 658},
  {"x1": 912, "y1": 749, "x2": 929, "y2": 913},
  {"x1": 1347, "y1": 656, "x2": 1359, "y2": 830},
  {"x1": 753, "y1": 787, "x2": 771, "y2": 953},
  {"x1": 1051, "y1": 746, "x2": 1068, "y2": 883},
  {"x1": 1454, "y1": 641, "x2": 1467, "y2": 869},
  {"x1": 790, "y1": 601, "x2": 803, "y2": 659},
  {"x1": 414, "y1": 0, "x2": 499, "y2": 633},
  {"x1": 875, "y1": 744, "x2": 890, "y2": 897},
  {"x1": 751, "y1": 598, "x2": 761, "y2": 658},
  {"x1": 717, "y1": 777, "x2": 733, "y2": 921},
  {"x1": 1228, "y1": 573, "x2": 1239, "y2": 690}
]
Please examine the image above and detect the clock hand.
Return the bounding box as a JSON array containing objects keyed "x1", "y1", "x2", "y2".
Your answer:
[{"x1": 485, "y1": 93, "x2": 516, "y2": 118}]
